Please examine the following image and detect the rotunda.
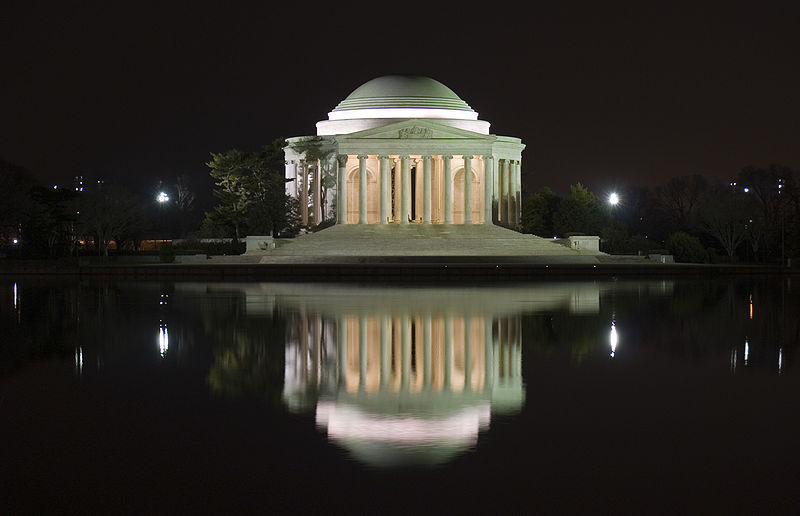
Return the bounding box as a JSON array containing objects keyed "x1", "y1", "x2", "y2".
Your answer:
[{"x1": 284, "y1": 75, "x2": 525, "y2": 227}]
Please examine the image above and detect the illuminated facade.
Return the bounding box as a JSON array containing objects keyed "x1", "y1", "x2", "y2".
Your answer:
[{"x1": 284, "y1": 76, "x2": 526, "y2": 228}]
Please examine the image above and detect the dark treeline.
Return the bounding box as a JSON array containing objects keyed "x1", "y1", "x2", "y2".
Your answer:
[
  {"x1": 522, "y1": 164, "x2": 797, "y2": 263},
  {"x1": 0, "y1": 138, "x2": 299, "y2": 258},
  {"x1": 2, "y1": 154, "x2": 797, "y2": 264}
]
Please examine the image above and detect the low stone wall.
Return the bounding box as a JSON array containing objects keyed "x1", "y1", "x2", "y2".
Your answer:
[
  {"x1": 245, "y1": 235, "x2": 275, "y2": 253},
  {"x1": 567, "y1": 236, "x2": 600, "y2": 252}
]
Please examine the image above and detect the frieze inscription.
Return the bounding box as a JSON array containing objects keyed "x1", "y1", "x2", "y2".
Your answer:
[{"x1": 398, "y1": 126, "x2": 433, "y2": 139}]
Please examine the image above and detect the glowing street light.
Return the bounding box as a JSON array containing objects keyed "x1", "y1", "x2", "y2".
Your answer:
[
  {"x1": 156, "y1": 191, "x2": 170, "y2": 203},
  {"x1": 608, "y1": 192, "x2": 619, "y2": 206}
]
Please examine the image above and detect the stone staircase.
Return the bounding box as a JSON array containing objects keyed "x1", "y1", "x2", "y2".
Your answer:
[{"x1": 259, "y1": 224, "x2": 604, "y2": 257}]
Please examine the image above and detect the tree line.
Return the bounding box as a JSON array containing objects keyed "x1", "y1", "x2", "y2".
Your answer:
[{"x1": 522, "y1": 164, "x2": 797, "y2": 263}]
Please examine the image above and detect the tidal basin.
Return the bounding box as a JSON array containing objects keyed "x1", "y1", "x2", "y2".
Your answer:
[{"x1": 1, "y1": 278, "x2": 799, "y2": 513}]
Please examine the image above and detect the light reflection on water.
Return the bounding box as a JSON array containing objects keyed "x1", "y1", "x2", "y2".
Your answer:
[{"x1": 1, "y1": 277, "x2": 796, "y2": 469}]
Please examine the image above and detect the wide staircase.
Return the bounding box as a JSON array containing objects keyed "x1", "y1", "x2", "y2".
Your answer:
[{"x1": 260, "y1": 224, "x2": 603, "y2": 258}]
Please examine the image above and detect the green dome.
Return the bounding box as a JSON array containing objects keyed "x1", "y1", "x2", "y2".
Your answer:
[{"x1": 332, "y1": 75, "x2": 474, "y2": 112}]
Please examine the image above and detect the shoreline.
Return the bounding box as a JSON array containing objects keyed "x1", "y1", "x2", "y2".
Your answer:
[{"x1": 0, "y1": 259, "x2": 794, "y2": 282}]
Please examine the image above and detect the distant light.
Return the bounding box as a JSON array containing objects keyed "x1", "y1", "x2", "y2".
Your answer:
[
  {"x1": 608, "y1": 192, "x2": 619, "y2": 206},
  {"x1": 12, "y1": 238, "x2": 18, "y2": 244},
  {"x1": 743, "y1": 187, "x2": 750, "y2": 193},
  {"x1": 157, "y1": 191, "x2": 170, "y2": 203},
  {"x1": 52, "y1": 185, "x2": 57, "y2": 189}
]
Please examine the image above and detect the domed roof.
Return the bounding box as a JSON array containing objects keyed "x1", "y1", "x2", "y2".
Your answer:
[{"x1": 332, "y1": 75, "x2": 474, "y2": 113}]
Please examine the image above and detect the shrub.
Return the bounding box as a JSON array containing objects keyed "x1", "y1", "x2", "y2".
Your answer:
[
  {"x1": 665, "y1": 232, "x2": 707, "y2": 263},
  {"x1": 159, "y1": 242, "x2": 175, "y2": 263}
]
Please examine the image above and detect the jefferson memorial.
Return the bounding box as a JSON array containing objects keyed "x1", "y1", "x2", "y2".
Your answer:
[{"x1": 284, "y1": 75, "x2": 525, "y2": 228}]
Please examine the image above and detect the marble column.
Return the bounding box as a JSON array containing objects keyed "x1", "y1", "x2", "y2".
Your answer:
[
  {"x1": 300, "y1": 160, "x2": 308, "y2": 226},
  {"x1": 483, "y1": 155, "x2": 494, "y2": 225},
  {"x1": 291, "y1": 161, "x2": 298, "y2": 197},
  {"x1": 400, "y1": 155, "x2": 411, "y2": 224},
  {"x1": 464, "y1": 155, "x2": 473, "y2": 225},
  {"x1": 313, "y1": 161, "x2": 322, "y2": 224},
  {"x1": 502, "y1": 159, "x2": 511, "y2": 226},
  {"x1": 422, "y1": 155, "x2": 432, "y2": 224},
  {"x1": 514, "y1": 160, "x2": 521, "y2": 226},
  {"x1": 393, "y1": 159, "x2": 401, "y2": 223},
  {"x1": 336, "y1": 155, "x2": 348, "y2": 224},
  {"x1": 443, "y1": 155, "x2": 453, "y2": 224},
  {"x1": 379, "y1": 156, "x2": 390, "y2": 224},
  {"x1": 358, "y1": 155, "x2": 368, "y2": 224}
]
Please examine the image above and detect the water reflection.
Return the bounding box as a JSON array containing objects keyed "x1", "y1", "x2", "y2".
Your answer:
[{"x1": 2, "y1": 277, "x2": 798, "y2": 467}]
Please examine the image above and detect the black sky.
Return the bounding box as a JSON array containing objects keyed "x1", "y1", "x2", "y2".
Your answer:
[{"x1": 2, "y1": 1, "x2": 798, "y2": 198}]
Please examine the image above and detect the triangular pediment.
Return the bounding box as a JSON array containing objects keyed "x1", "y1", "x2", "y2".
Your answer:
[{"x1": 337, "y1": 119, "x2": 492, "y2": 141}]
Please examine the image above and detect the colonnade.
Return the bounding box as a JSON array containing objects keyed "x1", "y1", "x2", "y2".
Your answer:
[
  {"x1": 286, "y1": 154, "x2": 521, "y2": 227},
  {"x1": 335, "y1": 154, "x2": 521, "y2": 226}
]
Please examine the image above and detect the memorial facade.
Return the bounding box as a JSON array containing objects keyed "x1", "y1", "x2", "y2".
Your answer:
[{"x1": 284, "y1": 76, "x2": 526, "y2": 228}]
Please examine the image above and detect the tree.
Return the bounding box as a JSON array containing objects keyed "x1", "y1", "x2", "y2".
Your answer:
[
  {"x1": 699, "y1": 185, "x2": 750, "y2": 259},
  {"x1": 552, "y1": 183, "x2": 608, "y2": 236},
  {"x1": 521, "y1": 187, "x2": 561, "y2": 236},
  {"x1": 655, "y1": 174, "x2": 709, "y2": 232},
  {"x1": 75, "y1": 186, "x2": 139, "y2": 258},
  {"x1": 0, "y1": 160, "x2": 37, "y2": 246},
  {"x1": 205, "y1": 138, "x2": 296, "y2": 238},
  {"x1": 665, "y1": 231, "x2": 707, "y2": 263}
]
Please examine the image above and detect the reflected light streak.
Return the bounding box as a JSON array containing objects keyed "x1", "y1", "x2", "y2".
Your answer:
[
  {"x1": 74, "y1": 347, "x2": 83, "y2": 374},
  {"x1": 13, "y1": 282, "x2": 18, "y2": 309},
  {"x1": 744, "y1": 339, "x2": 749, "y2": 366},
  {"x1": 749, "y1": 294, "x2": 753, "y2": 320},
  {"x1": 778, "y1": 348, "x2": 783, "y2": 374},
  {"x1": 609, "y1": 322, "x2": 618, "y2": 358},
  {"x1": 158, "y1": 322, "x2": 169, "y2": 358}
]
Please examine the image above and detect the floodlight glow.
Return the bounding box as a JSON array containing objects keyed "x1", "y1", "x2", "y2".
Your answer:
[
  {"x1": 608, "y1": 192, "x2": 619, "y2": 206},
  {"x1": 157, "y1": 191, "x2": 170, "y2": 203}
]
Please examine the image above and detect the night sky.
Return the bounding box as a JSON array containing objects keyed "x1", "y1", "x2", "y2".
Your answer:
[{"x1": 3, "y1": 2, "x2": 798, "y2": 200}]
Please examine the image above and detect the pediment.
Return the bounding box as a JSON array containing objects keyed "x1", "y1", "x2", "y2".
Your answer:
[{"x1": 338, "y1": 119, "x2": 491, "y2": 141}]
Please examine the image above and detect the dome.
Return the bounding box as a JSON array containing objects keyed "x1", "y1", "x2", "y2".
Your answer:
[
  {"x1": 316, "y1": 75, "x2": 489, "y2": 135},
  {"x1": 332, "y1": 75, "x2": 475, "y2": 113}
]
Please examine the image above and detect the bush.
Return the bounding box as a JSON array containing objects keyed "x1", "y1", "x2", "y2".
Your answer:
[
  {"x1": 665, "y1": 232, "x2": 707, "y2": 263},
  {"x1": 159, "y1": 242, "x2": 175, "y2": 263},
  {"x1": 173, "y1": 239, "x2": 245, "y2": 256}
]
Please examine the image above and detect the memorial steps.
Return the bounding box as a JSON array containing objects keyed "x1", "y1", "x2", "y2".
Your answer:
[{"x1": 261, "y1": 224, "x2": 603, "y2": 258}]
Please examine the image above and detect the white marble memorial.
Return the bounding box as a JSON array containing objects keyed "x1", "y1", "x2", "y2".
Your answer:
[{"x1": 284, "y1": 76, "x2": 526, "y2": 228}]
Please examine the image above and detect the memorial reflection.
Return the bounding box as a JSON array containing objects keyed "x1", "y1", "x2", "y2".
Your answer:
[{"x1": 273, "y1": 285, "x2": 529, "y2": 467}]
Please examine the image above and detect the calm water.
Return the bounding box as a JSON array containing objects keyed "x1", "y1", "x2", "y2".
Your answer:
[{"x1": 1, "y1": 277, "x2": 799, "y2": 513}]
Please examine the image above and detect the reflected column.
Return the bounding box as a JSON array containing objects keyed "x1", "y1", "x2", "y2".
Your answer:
[
  {"x1": 444, "y1": 314, "x2": 453, "y2": 391},
  {"x1": 359, "y1": 315, "x2": 367, "y2": 391},
  {"x1": 402, "y1": 314, "x2": 411, "y2": 390},
  {"x1": 464, "y1": 316, "x2": 472, "y2": 391},
  {"x1": 424, "y1": 315, "x2": 432, "y2": 389},
  {"x1": 337, "y1": 314, "x2": 347, "y2": 386}
]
